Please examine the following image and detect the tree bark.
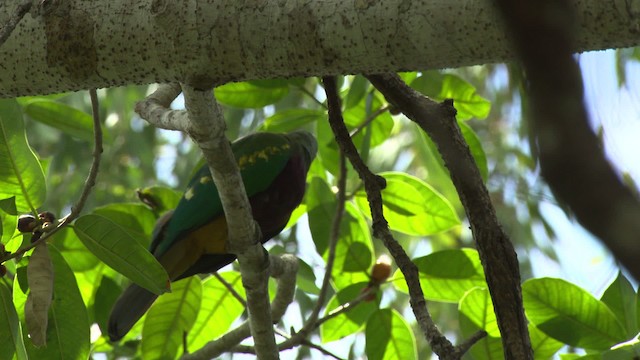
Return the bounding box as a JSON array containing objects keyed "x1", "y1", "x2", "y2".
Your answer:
[{"x1": 1, "y1": 0, "x2": 639, "y2": 97}]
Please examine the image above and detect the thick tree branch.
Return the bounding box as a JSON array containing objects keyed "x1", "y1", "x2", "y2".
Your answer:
[
  {"x1": 494, "y1": 0, "x2": 640, "y2": 282},
  {"x1": 0, "y1": 0, "x2": 31, "y2": 47},
  {"x1": 1, "y1": 0, "x2": 638, "y2": 97},
  {"x1": 366, "y1": 73, "x2": 531, "y2": 359},
  {"x1": 180, "y1": 85, "x2": 276, "y2": 359}
]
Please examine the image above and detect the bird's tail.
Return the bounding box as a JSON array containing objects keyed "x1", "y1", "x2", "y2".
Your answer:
[{"x1": 108, "y1": 283, "x2": 158, "y2": 341}]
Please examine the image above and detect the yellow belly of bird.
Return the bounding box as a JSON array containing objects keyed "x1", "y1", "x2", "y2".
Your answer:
[{"x1": 158, "y1": 216, "x2": 229, "y2": 279}]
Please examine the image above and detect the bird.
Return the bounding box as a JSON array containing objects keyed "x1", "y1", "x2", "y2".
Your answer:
[{"x1": 107, "y1": 130, "x2": 317, "y2": 342}]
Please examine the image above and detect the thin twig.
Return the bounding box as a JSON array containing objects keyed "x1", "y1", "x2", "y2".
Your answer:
[
  {"x1": 213, "y1": 272, "x2": 246, "y2": 307},
  {"x1": 321, "y1": 76, "x2": 457, "y2": 358},
  {"x1": 0, "y1": 0, "x2": 32, "y2": 48},
  {"x1": 313, "y1": 286, "x2": 375, "y2": 329},
  {"x1": 0, "y1": 89, "x2": 103, "y2": 263},
  {"x1": 456, "y1": 330, "x2": 488, "y2": 355},
  {"x1": 275, "y1": 127, "x2": 348, "y2": 352},
  {"x1": 350, "y1": 104, "x2": 390, "y2": 138},
  {"x1": 295, "y1": 84, "x2": 326, "y2": 108},
  {"x1": 306, "y1": 152, "x2": 346, "y2": 325}
]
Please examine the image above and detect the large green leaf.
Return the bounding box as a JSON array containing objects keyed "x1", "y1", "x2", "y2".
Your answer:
[
  {"x1": 93, "y1": 203, "x2": 157, "y2": 247},
  {"x1": 73, "y1": 214, "x2": 170, "y2": 295},
  {"x1": 0, "y1": 198, "x2": 18, "y2": 246},
  {"x1": 0, "y1": 99, "x2": 46, "y2": 212},
  {"x1": 320, "y1": 282, "x2": 380, "y2": 343},
  {"x1": 187, "y1": 272, "x2": 246, "y2": 351},
  {"x1": 410, "y1": 72, "x2": 491, "y2": 120},
  {"x1": 392, "y1": 248, "x2": 486, "y2": 302},
  {"x1": 21, "y1": 99, "x2": 95, "y2": 141},
  {"x1": 215, "y1": 81, "x2": 289, "y2": 108},
  {"x1": 0, "y1": 281, "x2": 27, "y2": 360},
  {"x1": 459, "y1": 288, "x2": 503, "y2": 360},
  {"x1": 458, "y1": 120, "x2": 489, "y2": 181},
  {"x1": 331, "y1": 203, "x2": 374, "y2": 289},
  {"x1": 261, "y1": 108, "x2": 325, "y2": 133},
  {"x1": 601, "y1": 272, "x2": 637, "y2": 338},
  {"x1": 13, "y1": 246, "x2": 89, "y2": 360},
  {"x1": 55, "y1": 226, "x2": 100, "y2": 272},
  {"x1": 530, "y1": 324, "x2": 564, "y2": 360},
  {"x1": 523, "y1": 278, "x2": 627, "y2": 350},
  {"x1": 142, "y1": 277, "x2": 202, "y2": 360},
  {"x1": 365, "y1": 309, "x2": 417, "y2": 360},
  {"x1": 355, "y1": 172, "x2": 460, "y2": 236},
  {"x1": 306, "y1": 176, "x2": 337, "y2": 255},
  {"x1": 459, "y1": 287, "x2": 499, "y2": 337}
]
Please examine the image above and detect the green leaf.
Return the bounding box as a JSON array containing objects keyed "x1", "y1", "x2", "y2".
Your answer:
[
  {"x1": 0, "y1": 206, "x2": 18, "y2": 247},
  {"x1": 458, "y1": 120, "x2": 489, "y2": 182},
  {"x1": 321, "y1": 282, "x2": 380, "y2": 343},
  {"x1": 261, "y1": 108, "x2": 325, "y2": 133},
  {"x1": 0, "y1": 99, "x2": 46, "y2": 212},
  {"x1": 365, "y1": 309, "x2": 417, "y2": 360},
  {"x1": 459, "y1": 289, "x2": 503, "y2": 360},
  {"x1": 55, "y1": 227, "x2": 100, "y2": 272},
  {"x1": 523, "y1": 278, "x2": 627, "y2": 350},
  {"x1": 392, "y1": 248, "x2": 486, "y2": 302},
  {"x1": 142, "y1": 277, "x2": 202, "y2": 360},
  {"x1": 355, "y1": 172, "x2": 460, "y2": 236},
  {"x1": 187, "y1": 273, "x2": 246, "y2": 351},
  {"x1": 215, "y1": 81, "x2": 289, "y2": 108},
  {"x1": 343, "y1": 93, "x2": 394, "y2": 148},
  {"x1": 530, "y1": 324, "x2": 564, "y2": 360},
  {"x1": 0, "y1": 280, "x2": 27, "y2": 360},
  {"x1": 306, "y1": 177, "x2": 336, "y2": 255},
  {"x1": 410, "y1": 72, "x2": 491, "y2": 120},
  {"x1": 13, "y1": 246, "x2": 90, "y2": 360},
  {"x1": 331, "y1": 203, "x2": 374, "y2": 289},
  {"x1": 601, "y1": 272, "x2": 638, "y2": 338},
  {"x1": 459, "y1": 287, "x2": 499, "y2": 337},
  {"x1": 345, "y1": 75, "x2": 370, "y2": 109},
  {"x1": 93, "y1": 203, "x2": 158, "y2": 247},
  {"x1": 21, "y1": 99, "x2": 96, "y2": 141},
  {"x1": 73, "y1": 214, "x2": 170, "y2": 295},
  {"x1": 0, "y1": 197, "x2": 17, "y2": 215}
]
